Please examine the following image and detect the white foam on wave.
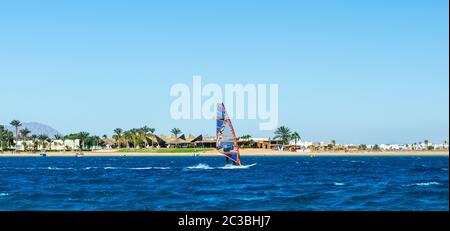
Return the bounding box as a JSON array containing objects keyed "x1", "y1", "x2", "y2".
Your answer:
[
  {"x1": 187, "y1": 163, "x2": 257, "y2": 170},
  {"x1": 45, "y1": 167, "x2": 74, "y2": 170},
  {"x1": 333, "y1": 182, "x2": 346, "y2": 186},
  {"x1": 0, "y1": 193, "x2": 9, "y2": 197},
  {"x1": 128, "y1": 167, "x2": 171, "y2": 170},
  {"x1": 408, "y1": 182, "x2": 441, "y2": 186},
  {"x1": 153, "y1": 167, "x2": 171, "y2": 170},
  {"x1": 83, "y1": 167, "x2": 98, "y2": 170},
  {"x1": 219, "y1": 163, "x2": 257, "y2": 169},
  {"x1": 187, "y1": 164, "x2": 214, "y2": 170},
  {"x1": 3, "y1": 167, "x2": 36, "y2": 170},
  {"x1": 104, "y1": 167, "x2": 120, "y2": 170}
]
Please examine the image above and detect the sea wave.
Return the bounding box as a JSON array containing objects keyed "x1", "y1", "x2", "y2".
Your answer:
[
  {"x1": 333, "y1": 182, "x2": 346, "y2": 186},
  {"x1": 186, "y1": 164, "x2": 214, "y2": 170},
  {"x1": 406, "y1": 182, "x2": 441, "y2": 187},
  {"x1": 128, "y1": 167, "x2": 171, "y2": 170},
  {"x1": 219, "y1": 163, "x2": 257, "y2": 169},
  {"x1": 128, "y1": 167, "x2": 153, "y2": 170},
  {"x1": 101, "y1": 166, "x2": 172, "y2": 170},
  {"x1": 44, "y1": 167, "x2": 75, "y2": 170},
  {"x1": 186, "y1": 163, "x2": 256, "y2": 170},
  {"x1": 0, "y1": 193, "x2": 9, "y2": 197},
  {"x1": 1, "y1": 167, "x2": 36, "y2": 170},
  {"x1": 83, "y1": 167, "x2": 98, "y2": 170},
  {"x1": 104, "y1": 167, "x2": 120, "y2": 170},
  {"x1": 153, "y1": 167, "x2": 171, "y2": 170}
]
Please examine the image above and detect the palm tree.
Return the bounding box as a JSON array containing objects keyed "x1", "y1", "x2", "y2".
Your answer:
[
  {"x1": 78, "y1": 132, "x2": 90, "y2": 150},
  {"x1": 30, "y1": 134, "x2": 39, "y2": 151},
  {"x1": 129, "y1": 128, "x2": 139, "y2": 149},
  {"x1": 54, "y1": 134, "x2": 64, "y2": 151},
  {"x1": 0, "y1": 125, "x2": 7, "y2": 151},
  {"x1": 331, "y1": 139, "x2": 336, "y2": 151},
  {"x1": 1, "y1": 129, "x2": 13, "y2": 150},
  {"x1": 274, "y1": 126, "x2": 292, "y2": 145},
  {"x1": 141, "y1": 126, "x2": 151, "y2": 147},
  {"x1": 291, "y1": 132, "x2": 301, "y2": 147},
  {"x1": 171, "y1": 128, "x2": 182, "y2": 138},
  {"x1": 238, "y1": 135, "x2": 252, "y2": 148},
  {"x1": 10, "y1": 120, "x2": 22, "y2": 151},
  {"x1": 89, "y1": 136, "x2": 101, "y2": 150},
  {"x1": 141, "y1": 126, "x2": 151, "y2": 135},
  {"x1": 148, "y1": 127, "x2": 156, "y2": 147},
  {"x1": 373, "y1": 144, "x2": 380, "y2": 151},
  {"x1": 46, "y1": 137, "x2": 52, "y2": 150},
  {"x1": 123, "y1": 130, "x2": 133, "y2": 148},
  {"x1": 19, "y1": 128, "x2": 31, "y2": 141},
  {"x1": 358, "y1": 144, "x2": 367, "y2": 150},
  {"x1": 239, "y1": 134, "x2": 252, "y2": 141},
  {"x1": 114, "y1": 128, "x2": 123, "y2": 136},
  {"x1": 18, "y1": 128, "x2": 31, "y2": 151},
  {"x1": 37, "y1": 134, "x2": 49, "y2": 150},
  {"x1": 113, "y1": 128, "x2": 123, "y2": 148}
]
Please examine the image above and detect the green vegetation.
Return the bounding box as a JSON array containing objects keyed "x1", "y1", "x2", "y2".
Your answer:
[
  {"x1": 273, "y1": 126, "x2": 302, "y2": 146},
  {"x1": 274, "y1": 126, "x2": 292, "y2": 145},
  {"x1": 0, "y1": 125, "x2": 14, "y2": 151},
  {"x1": 118, "y1": 148, "x2": 213, "y2": 153},
  {"x1": 237, "y1": 134, "x2": 254, "y2": 148},
  {"x1": 373, "y1": 144, "x2": 381, "y2": 151},
  {"x1": 10, "y1": 120, "x2": 22, "y2": 151},
  {"x1": 112, "y1": 127, "x2": 156, "y2": 149},
  {"x1": 171, "y1": 128, "x2": 182, "y2": 138},
  {"x1": 19, "y1": 128, "x2": 31, "y2": 140},
  {"x1": 291, "y1": 132, "x2": 301, "y2": 146},
  {"x1": 359, "y1": 144, "x2": 367, "y2": 150},
  {"x1": 238, "y1": 134, "x2": 252, "y2": 141}
]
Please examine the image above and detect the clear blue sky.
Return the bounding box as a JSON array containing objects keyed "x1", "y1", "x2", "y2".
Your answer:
[{"x1": 0, "y1": 0, "x2": 448, "y2": 144}]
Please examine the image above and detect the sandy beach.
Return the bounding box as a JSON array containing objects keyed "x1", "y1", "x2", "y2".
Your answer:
[{"x1": 0, "y1": 149, "x2": 448, "y2": 157}]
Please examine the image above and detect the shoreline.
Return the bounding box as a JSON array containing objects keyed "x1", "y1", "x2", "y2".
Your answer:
[{"x1": 0, "y1": 149, "x2": 448, "y2": 157}]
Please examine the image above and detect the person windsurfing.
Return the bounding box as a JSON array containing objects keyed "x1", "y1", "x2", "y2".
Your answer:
[{"x1": 216, "y1": 103, "x2": 242, "y2": 166}]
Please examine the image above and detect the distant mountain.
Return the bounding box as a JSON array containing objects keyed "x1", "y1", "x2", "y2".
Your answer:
[{"x1": 4, "y1": 122, "x2": 61, "y2": 137}]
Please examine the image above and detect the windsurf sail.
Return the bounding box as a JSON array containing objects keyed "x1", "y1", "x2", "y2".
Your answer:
[{"x1": 216, "y1": 103, "x2": 242, "y2": 165}]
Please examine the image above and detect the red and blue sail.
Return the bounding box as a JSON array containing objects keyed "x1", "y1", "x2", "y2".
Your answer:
[{"x1": 216, "y1": 103, "x2": 242, "y2": 165}]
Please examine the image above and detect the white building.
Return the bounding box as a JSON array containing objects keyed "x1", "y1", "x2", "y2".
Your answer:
[
  {"x1": 432, "y1": 143, "x2": 449, "y2": 150},
  {"x1": 289, "y1": 140, "x2": 313, "y2": 147},
  {"x1": 379, "y1": 144, "x2": 414, "y2": 150},
  {"x1": 15, "y1": 139, "x2": 80, "y2": 151}
]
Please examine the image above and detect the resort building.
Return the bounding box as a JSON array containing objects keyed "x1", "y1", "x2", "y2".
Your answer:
[
  {"x1": 289, "y1": 140, "x2": 313, "y2": 148},
  {"x1": 433, "y1": 143, "x2": 449, "y2": 150},
  {"x1": 14, "y1": 139, "x2": 81, "y2": 151}
]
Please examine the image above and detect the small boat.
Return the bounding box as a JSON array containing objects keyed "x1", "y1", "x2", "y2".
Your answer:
[
  {"x1": 40, "y1": 150, "x2": 47, "y2": 157},
  {"x1": 193, "y1": 153, "x2": 200, "y2": 157},
  {"x1": 75, "y1": 152, "x2": 84, "y2": 157}
]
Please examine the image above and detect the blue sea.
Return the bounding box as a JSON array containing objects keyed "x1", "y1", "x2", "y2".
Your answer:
[{"x1": 0, "y1": 156, "x2": 448, "y2": 211}]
